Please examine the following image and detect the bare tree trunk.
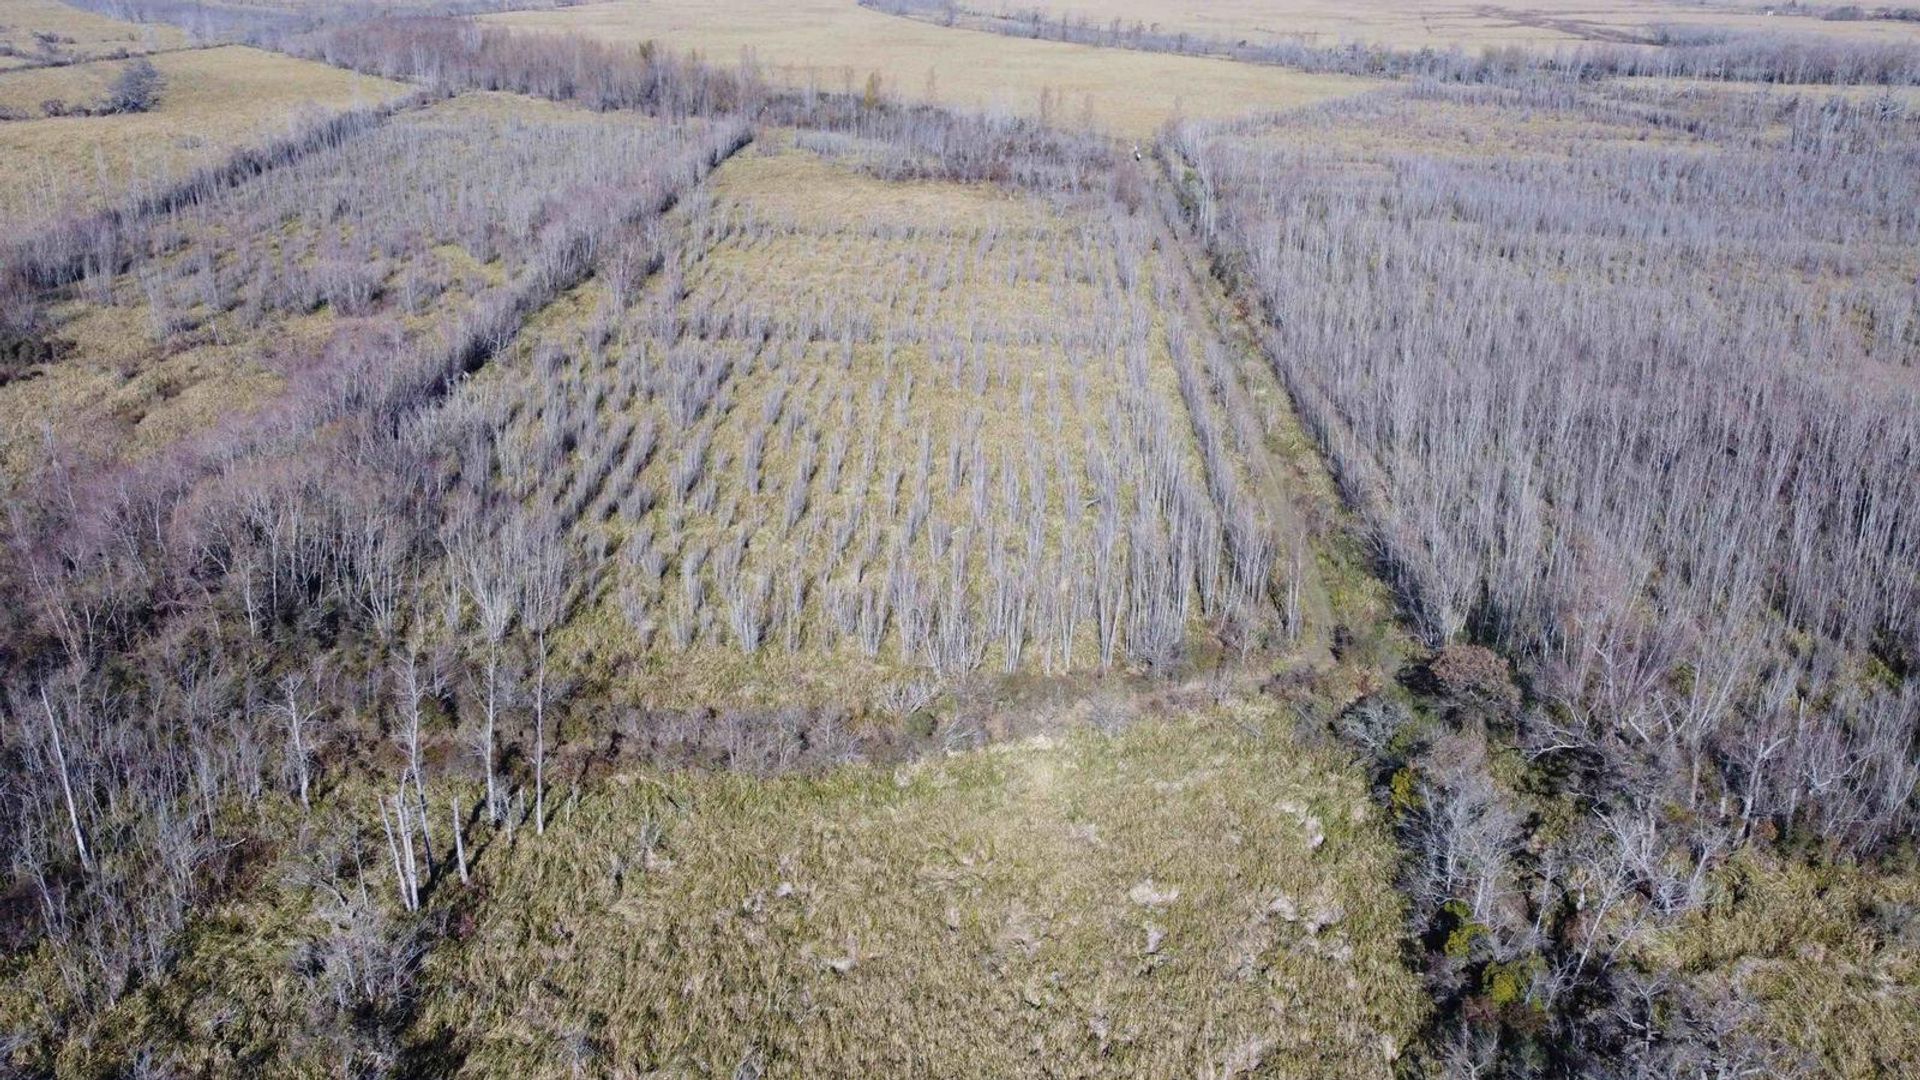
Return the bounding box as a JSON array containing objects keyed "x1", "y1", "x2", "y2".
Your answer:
[
  {"x1": 483, "y1": 647, "x2": 499, "y2": 824},
  {"x1": 451, "y1": 794, "x2": 469, "y2": 884},
  {"x1": 395, "y1": 791, "x2": 420, "y2": 907},
  {"x1": 282, "y1": 676, "x2": 310, "y2": 813},
  {"x1": 396, "y1": 650, "x2": 435, "y2": 872},
  {"x1": 39, "y1": 688, "x2": 90, "y2": 873},
  {"x1": 379, "y1": 795, "x2": 415, "y2": 911},
  {"x1": 534, "y1": 630, "x2": 548, "y2": 836}
]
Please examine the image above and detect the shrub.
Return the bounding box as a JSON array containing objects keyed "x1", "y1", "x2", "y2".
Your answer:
[
  {"x1": 104, "y1": 59, "x2": 163, "y2": 115},
  {"x1": 1334, "y1": 695, "x2": 1416, "y2": 762},
  {"x1": 1438, "y1": 899, "x2": 1487, "y2": 959},
  {"x1": 1390, "y1": 766, "x2": 1423, "y2": 815},
  {"x1": 1427, "y1": 644, "x2": 1520, "y2": 715},
  {"x1": 1486, "y1": 955, "x2": 1546, "y2": 1006}
]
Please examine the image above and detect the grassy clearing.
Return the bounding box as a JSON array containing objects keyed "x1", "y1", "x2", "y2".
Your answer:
[
  {"x1": 962, "y1": 0, "x2": 1920, "y2": 50},
  {"x1": 419, "y1": 698, "x2": 1425, "y2": 1077},
  {"x1": 1639, "y1": 853, "x2": 1920, "y2": 1077},
  {"x1": 0, "y1": 44, "x2": 410, "y2": 233},
  {"x1": 0, "y1": 0, "x2": 186, "y2": 69},
  {"x1": 1, "y1": 697, "x2": 1426, "y2": 1077},
  {"x1": 485, "y1": 0, "x2": 1380, "y2": 137}
]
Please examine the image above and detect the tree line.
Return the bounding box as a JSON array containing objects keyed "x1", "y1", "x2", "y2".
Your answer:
[{"x1": 863, "y1": 0, "x2": 1920, "y2": 85}]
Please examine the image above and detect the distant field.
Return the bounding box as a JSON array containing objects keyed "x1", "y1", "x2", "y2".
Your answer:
[
  {"x1": 484, "y1": 0, "x2": 1381, "y2": 136},
  {"x1": 0, "y1": 44, "x2": 410, "y2": 233},
  {"x1": 0, "y1": 0, "x2": 187, "y2": 69},
  {"x1": 1621, "y1": 72, "x2": 1920, "y2": 105},
  {"x1": 966, "y1": 0, "x2": 1920, "y2": 50}
]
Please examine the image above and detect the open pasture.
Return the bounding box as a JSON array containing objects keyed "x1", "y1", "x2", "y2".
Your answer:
[{"x1": 484, "y1": 0, "x2": 1381, "y2": 136}]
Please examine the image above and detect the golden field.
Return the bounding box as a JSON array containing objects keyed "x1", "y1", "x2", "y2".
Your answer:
[{"x1": 485, "y1": 0, "x2": 1382, "y2": 136}]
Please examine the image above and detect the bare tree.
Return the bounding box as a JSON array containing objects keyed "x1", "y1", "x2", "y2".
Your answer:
[
  {"x1": 276, "y1": 674, "x2": 313, "y2": 814},
  {"x1": 37, "y1": 686, "x2": 91, "y2": 873},
  {"x1": 520, "y1": 515, "x2": 569, "y2": 836}
]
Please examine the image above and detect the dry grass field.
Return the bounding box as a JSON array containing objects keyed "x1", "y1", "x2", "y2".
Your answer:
[
  {"x1": 0, "y1": 44, "x2": 410, "y2": 233},
  {"x1": 485, "y1": 0, "x2": 1381, "y2": 136},
  {"x1": 0, "y1": 0, "x2": 186, "y2": 70},
  {"x1": 5, "y1": 698, "x2": 1426, "y2": 1078},
  {"x1": 948, "y1": 0, "x2": 1920, "y2": 49},
  {"x1": 412, "y1": 703, "x2": 1425, "y2": 1078}
]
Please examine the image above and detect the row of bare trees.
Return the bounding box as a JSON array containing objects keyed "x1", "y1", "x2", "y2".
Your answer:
[
  {"x1": 863, "y1": 0, "x2": 1920, "y2": 85},
  {"x1": 0, "y1": 72, "x2": 747, "y2": 1060},
  {"x1": 452, "y1": 151, "x2": 1291, "y2": 684}
]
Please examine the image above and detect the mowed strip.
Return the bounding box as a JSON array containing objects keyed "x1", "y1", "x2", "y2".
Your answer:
[
  {"x1": 484, "y1": 0, "x2": 1381, "y2": 137},
  {"x1": 0, "y1": 44, "x2": 411, "y2": 233}
]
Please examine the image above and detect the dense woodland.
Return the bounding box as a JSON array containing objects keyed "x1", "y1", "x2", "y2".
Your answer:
[
  {"x1": 1175, "y1": 81, "x2": 1920, "y2": 1072},
  {"x1": 0, "y1": 3, "x2": 1917, "y2": 1076}
]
